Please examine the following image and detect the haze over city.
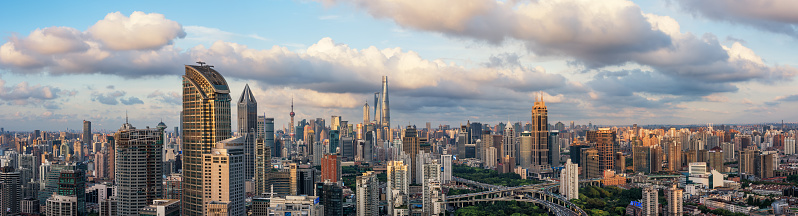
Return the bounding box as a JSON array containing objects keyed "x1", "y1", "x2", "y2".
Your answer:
[{"x1": 1, "y1": 1, "x2": 797, "y2": 131}]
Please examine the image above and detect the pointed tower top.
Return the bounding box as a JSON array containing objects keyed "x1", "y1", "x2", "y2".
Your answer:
[
  {"x1": 238, "y1": 84, "x2": 256, "y2": 104},
  {"x1": 290, "y1": 96, "x2": 295, "y2": 117}
]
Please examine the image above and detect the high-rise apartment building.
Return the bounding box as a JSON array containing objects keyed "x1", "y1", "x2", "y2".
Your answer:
[
  {"x1": 321, "y1": 154, "x2": 340, "y2": 183},
  {"x1": 356, "y1": 171, "x2": 378, "y2": 216},
  {"x1": 115, "y1": 122, "x2": 165, "y2": 216},
  {"x1": 386, "y1": 161, "x2": 409, "y2": 209},
  {"x1": 642, "y1": 186, "x2": 658, "y2": 216},
  {"x1": 667, "y1": 139, "x2": 681, "y2": 171},
  {"x1": 46, "y1": 195, "x2": 78, "y2": 216},
  {"x1": 531, "y1": 95, "x2": 549, "y2": 171},
  {"x1": 237, "y1": 84, "x2": 257, "y2": 180},
  {"x1": 440, "y1": 155, "x2": 452, "y2": 184},
  {"x1": 255, "y1": 137, "x2": 272, "y2": 196},
  {"x1": 560, "y1": 159, "x2": 578, "y2": 200},
  {"x1": 597, "y1": 129, "x2": 616, "y2": 172},
  {"x1": 708, "y1": 146, "x2": 724, "y2": 172},
  {"x1": 202, "y1": 137, "x2": 245, "y2": 216},
  {"x1": 666, "y1": 184, "x2": 682, "y2": 216},
  {"x1": 182, "y1": 63, "x2": 232, "y2": 215},
  {"x1": 739, "y1": 149, "x2": 756, "y2": 175}
]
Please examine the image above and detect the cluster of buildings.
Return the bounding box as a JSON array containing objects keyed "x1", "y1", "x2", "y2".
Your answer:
[{"x1": 1, "y1": 62, "x2": 798, "y2": 216}]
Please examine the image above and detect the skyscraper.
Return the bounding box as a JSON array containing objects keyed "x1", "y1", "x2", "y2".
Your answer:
[
  {"x1": 0, "y1": 166, "x2": 21, "y2": 215},
  {"x1": 321, "y1": 154, "x2": 340, "y2": 183},
  {"x1": 502, "y1": 124, "x2": 515, "y2": 161},
  {"x1": 642, "y1": 186, "x2": 658, "y2": 216},
  {"x1": 182, "y1": 62, "x2": 232, "y2": 216},
  {"x1": 403, "y1": 126, "x2": 421, "y2": 184},
  {"x1": 380, "y1": 76, "x2": 390, "y2": 139},
  {"x1": 519, "y1": 132, "x2": 532, "y2": 169},
  {"x1": 254, "y1": 137, "x2": 271, "y2": 196},
  {"x1": 114, "y1": 121, "x2": 164, "y2": 216},
  {"x1": 237, "y1": 84, "x2": 257, "y2": 180},
  {"x1": 666, "y1": 184, "x2": 683, "y2": 216},
  {"x1": 560, "y1": 159, "x2": 578, "y2": 200},
  {"x1": 356, "y1": 171, "x2": 378, "y2": 216},
  {"x1": 363, "y1": 102, "x2": 369, "y2": 124},
  {"x1": 203, "y1": 137, "x2": 245, "y2": 216},
  {"x1": 386, "y1": 161, "x2": 409, "y2": 210},
  {"x1": 531, "y1": 94, "x2": 549, "y2": 171},
  {"x1": 597, "y1": 128, "x2": 616, "y2": 172},
  {"x1": 83, "y1": 120, "x2": 91, "y2": 144}
]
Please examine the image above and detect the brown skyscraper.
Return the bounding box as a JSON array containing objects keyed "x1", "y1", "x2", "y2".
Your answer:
[
  {"x1": 402, "y1": 126, "x2": 421, "y2": 184},
  {"x1": 596, "y1": 129, "x2": 616, "y2": 172},
  {"x1": 531, "y1": 94, "x2": 549, "y2": 171},
  {"x1": 182, "y1": 63, "x2": 232, "y2": 216},
  {"x1": 321, "y1": 154, "x2": 340, "y2": 183}
]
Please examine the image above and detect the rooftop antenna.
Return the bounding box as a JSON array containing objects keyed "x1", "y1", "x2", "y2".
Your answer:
[
  {"x1": 125, "y1": 110, "x2": 129, "y2": 124},
  {"x1": 196, "y1": 61, "x2": 205, "y2": 66}
]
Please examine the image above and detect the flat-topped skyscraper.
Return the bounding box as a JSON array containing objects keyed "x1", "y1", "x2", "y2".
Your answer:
[{"x1": 182, "y1": 62, "x2": 232, "y2": 216}]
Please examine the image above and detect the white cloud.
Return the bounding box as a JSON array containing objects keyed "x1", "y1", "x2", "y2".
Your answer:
[{"x1": 88, "y1": 11, "x2": 186, "y2": 50}]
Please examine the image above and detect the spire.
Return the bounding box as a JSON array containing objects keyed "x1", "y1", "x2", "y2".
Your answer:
[
  {"x1": 238, "y1": 84, "x2": 256, "y2": 104},
  {"x1": 125, "y1": 110, "x2": 128, "y2": 124}
]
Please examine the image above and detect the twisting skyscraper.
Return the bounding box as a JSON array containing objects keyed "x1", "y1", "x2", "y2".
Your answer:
[
  {"x1": 380, "y1": 76, "x2": 390, "y2": 139},
  {"x1": 238, "y1": 84, "x2": 257, "y2": 180},
  {"x1": 182, "y1": 62, "x2": 232, "y2": 216}
]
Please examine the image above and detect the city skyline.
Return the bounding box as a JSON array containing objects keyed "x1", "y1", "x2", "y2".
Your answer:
[{"x1": 2, "y1": 1, "x2": 798, "y2": 131}]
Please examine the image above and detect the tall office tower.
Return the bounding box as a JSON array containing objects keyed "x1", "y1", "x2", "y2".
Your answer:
[
  {"x1": 46, "y1": 195, "x2": 78, "y2": 216},
  {"x1": 531, "y1": 94, "x2": 549, "y2": 170},
  {"x1": 374, "y1": 92, "x2": 381, "y2": 138},
  {"x1": 114, "y1": 121, "x2": 165, "y2": 216},
  {"x1": 341, "y1": 137, "x2": 356, "y2": 161},
  {"x1": 289, "y1": 98, "x2": 296, "y2": 142},
  {"x1": 560, "y1": 159, "x2": 578, "y2": 200},
  {"x1": 363, "y1": 102, "x2": 370, "y2": 124},
  {"x1": 581, "y1": 148, "x2": 601, "y2": 179},
  {"x1": 519, "y1": 132, "x2": 532, "y2": 169},
  {"x1": 297, "y1": 167, "x2": 317, "y2": 196},
  {"x1": 386, "y1": 161, "x2": 409, "y2": 210},
  {"x1": 667, "y1": 139, "x2": 681, "y2": 171},
  {"x1": 316, "y1": 181, "x2": 343, "y2": 216},
  {"x1": 665, "y1": 184, "x2": 683, "y2": 216},
  {"x1": 758, "y1": 153, "x2": 775, "y2": 179},
  {"x1": 633, "y1": 146, "x2": 651, "y2": 173},
  {"x1": 321, "y1": 154, "x2": 340, "y2": 183},
  {"x1": 0, "y1": 167, "x2": 21, "y2": 215},
  {"x1": 257, "y1": 116, "x2": 266, "y2": 138},
  {"x1": 440, "y1": 155, "x2": 452, "y2": 184},
  {"x1": 182, "y1": 63, "x2": 232, "y2": 216},
  {"x1": 237, "y1": 84, "x2": 257, "y2": 180},
  {"x1": 83, "y1": 120, "x2": 91, "y2": 144},
  {"x1": 549, "y1": 130, "x2": 560, "y2": 166},
  {"x1": 19, "y1": 154, "x2": 38, "y2": 181},
  {"x1": 642, "y1": 186, "x2": 658, "y2": 216},
  {"x1": 254, "y1": 138, "x2": 271, "y2": 196},
  {"x1": 596, "y1": 128, "x2": 616, "y2": 172},
  {"x1": 739, "y1": 149, "x2": 756, "y2": 175},
  {"x1": 58, "y1": 170, "x2": 85, "y2": 216},
  {"x1": 356, "y1": 171, "x2": 378, "y2": 216},
  {"x1": 456, "y1": 126, "x2": 467, "y2": 158},
  {"x1": 403, "y1": 126, "x2": 421, "y2": 183},
  {"x1": 614, "y1": 152, "x2": 625, "y2": 174},
  {"x1": 650, "y1": 145, "x2": 663, "y2": 173},
  {"x1": 203, "y1": 137, "x2": 245, "y2": 216},
  {"x1": 503, "y1": 124, "x2": 515, "y2": 161},
  {"x1": 708, "y1": 146, "x2": 724, "y2": 171},
  {"x1": 380, "y1": 76, "x2": 390, "y2": 138},
  {"x1": 263, "y1": 118, "x2": 275, "y2": 157}
]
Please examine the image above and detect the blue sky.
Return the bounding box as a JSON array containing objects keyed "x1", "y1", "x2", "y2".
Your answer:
[{"x1": 0, "y1": 0, "x2": 797, "y2": 131}]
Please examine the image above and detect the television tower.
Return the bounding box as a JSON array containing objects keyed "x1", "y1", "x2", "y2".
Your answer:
[{"x1": 290, "y1": 97, "x2": 295, "y2": 142}]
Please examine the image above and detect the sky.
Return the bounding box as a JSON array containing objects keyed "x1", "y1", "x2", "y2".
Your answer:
[{"x1": 0, "y1": 0, "x2": 797, "y2": 131}]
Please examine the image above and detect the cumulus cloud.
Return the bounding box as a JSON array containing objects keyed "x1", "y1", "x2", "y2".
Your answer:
[
  {"x1": 88, "y1": 11, "x2": 186, "y2": 50},
  {"x1": 147, "y1": 90, "x2": 181, "y2": 105},
  {"x1": 0, "y1": 11, "x2": 189, "y2": 77},
  {"x1": 91, "y1": 90, "x2": 142, "y2": 105},
  {"x1": 0, "y1": 77, "x2": 64, "y2": 106},
  {"x1": 672, "y1": 0, "x2": 798, "y2": 37},
  {"x1": 322, "y1": 0, "x2": 798, "y2": 84}
]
